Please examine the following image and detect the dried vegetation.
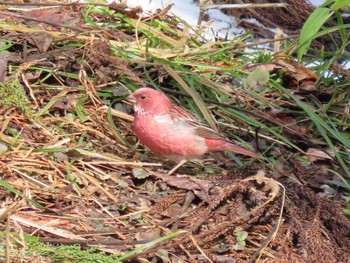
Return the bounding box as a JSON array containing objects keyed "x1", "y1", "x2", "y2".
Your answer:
[{"x1": 0, "y1": 1, "x2": 349, "y2": 262}]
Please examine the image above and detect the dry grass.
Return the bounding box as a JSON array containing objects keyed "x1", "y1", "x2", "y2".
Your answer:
[{"x1": 0, "y1": 1, "x2": 349, "y2": 262}]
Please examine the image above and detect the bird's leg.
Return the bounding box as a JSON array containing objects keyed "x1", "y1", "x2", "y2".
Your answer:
[{"x1": 167, "y1": 159, "x2": 187, "y2": 175}]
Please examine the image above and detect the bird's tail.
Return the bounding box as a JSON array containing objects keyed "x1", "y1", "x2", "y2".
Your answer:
[
  {"x1": 205, "y1": 138, "x2": 259, "y2": 158},
  {"x1": 225, "y1": 143, "x2": 259, "y2": 158}
]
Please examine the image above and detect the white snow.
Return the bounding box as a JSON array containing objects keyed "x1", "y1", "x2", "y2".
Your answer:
[
  {"x1": 109, "y1": 0, "x2": 349, "y2": 70},
  {"x1": 307, "y1": 0, "x2": 326, "y2": 7},
  {"x1": 204, "y1": 9, "x2": 245, "y2": 40},
  {"x1": 119, "y1": 0, "x2": 246, "y2": 41},
  {"x1": 125, "y1": 0, "x2": 200, "y2": 26}
]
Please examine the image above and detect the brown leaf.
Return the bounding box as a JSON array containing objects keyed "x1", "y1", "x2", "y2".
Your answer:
[
  {"x1": 23, "y1": 71, "x2": 42, "y2": 82},
  {"x1": 273, "y1": 56, "x2": 318, "y2": 91},
  {"x1": 162, "y1": 203, "x2": 182, "y2": 218},
  {"x1": 305, "y1": 148, "x2": 334, "y2": 162},
  {"x1": 0, "y1": 58, "x2": 7, "y2": 82},
  {"x1": 268, "y1": 110, "x2": 308, "y2": 137},
  {"x1": 135, "y1": 228, "x2": 161, "y2": 242},
  {"x1": 243, "y1": 55, "x2": 319, "y2": 92},
  {"x1": 244, "y1": 170, "x2": 280, "y2": 205},
  {"x1": 25, "y1": 9, "x2": 74, "y2": 25},
  {"x1": 30, "y1": 32, "x2": 54, "y2": 53}
]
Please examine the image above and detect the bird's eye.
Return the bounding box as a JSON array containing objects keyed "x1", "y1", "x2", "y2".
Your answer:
[{"x1": 140, "y1": 95, "x2": 147, "y2": 100}]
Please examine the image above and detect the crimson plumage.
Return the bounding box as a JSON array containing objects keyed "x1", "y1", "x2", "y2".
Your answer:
[{"x1": 128, "y1": 87, "x2": 257, "y2": 162}]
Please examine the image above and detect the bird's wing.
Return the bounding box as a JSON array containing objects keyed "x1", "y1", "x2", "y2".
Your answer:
[
  {"x1": 191, "y1": 123, "x2": 224, "y2": 140},
  {"x1": 168, "y1": 104, "x2": 258, "y2": 157},
  {"x1": 169, "y1": 104, "x2": 198, "y2": 121},
  {"x1": 169, "y1": 105, "x2": 224, "y2": 140}
]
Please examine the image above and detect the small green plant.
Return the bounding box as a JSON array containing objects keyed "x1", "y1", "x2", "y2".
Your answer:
[
  {"x1": 297, "y1": 0, "x2": 350, "y2": 60},
  {"x1": 0, "y1": 76, "x2": 30, "y2": 113},
  {"x1": 1, "y1": 232, "x2": 120, "y2": 262},
  {"x1": 233, "y1": 230, "x2": 248, "y2": 250}
]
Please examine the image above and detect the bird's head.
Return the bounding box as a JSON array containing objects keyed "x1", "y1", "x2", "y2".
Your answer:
[{"x1": 127, "y1": 87, "x2": 172, "y2": 115}]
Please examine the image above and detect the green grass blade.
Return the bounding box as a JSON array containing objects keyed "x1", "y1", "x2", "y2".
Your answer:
[
  {"x1": 331, "y1": 0, "x2": 350, "y2": 10},
  {"x1": 0, "y1": 180, "x2": 46, "y2": 210},
  {"x1": 273, "y1": 81, "x2": 350, "y2": 177},
  {"x1": 107, "y1": 105, "x2": 131, "y2": 146},
  {"x1": 163, "y1": 65, "x2": 218, "y2": 131},
  {"x1": 117, "y1": 231, "x2": 182, "y2": 261},
  {"x1": 298, "y1": 7, "x2": 332, "y2": 60}
]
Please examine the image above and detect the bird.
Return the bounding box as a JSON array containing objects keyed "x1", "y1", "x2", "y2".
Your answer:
[{"x1": 127, "y1": 87, "x2": 258, "y2": 174}]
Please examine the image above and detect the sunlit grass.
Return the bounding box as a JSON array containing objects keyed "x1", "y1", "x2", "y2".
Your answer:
[{"x1": 0, "y1": 1, "x2": 349, "y2": 261}]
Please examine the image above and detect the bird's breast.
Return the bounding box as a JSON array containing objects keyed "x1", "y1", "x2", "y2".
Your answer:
[{"x1": 133, "y1": 113, "x2": 208, "y2": 160}]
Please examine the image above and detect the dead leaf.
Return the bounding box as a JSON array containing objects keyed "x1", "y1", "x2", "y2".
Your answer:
[
  {"x1": 12, "y1": 215, "x2": 86, "y2": 240},
  {"x1": 24, "y1": 8, "x2": 76, "y2": 25},
  {"x1": 162, "y1": 203, "x2": 182, "y2": 218},
  {"x1": 244, "y1": 170, "x2": 280, "y2": 204},
  {"x1": 132, "y1": 167, "x2": 150, "y2": 179},
  {"x1": 135, "y1": 228, "x2": 161, "y2": 242},
  {"x1": 29, "y1": 32, "x2": 54, "y2": 53},
  {"x1": 268, "y1": 109, "x2": 308, "y2": 137},
  {"x1": 305, "y1": 148, "x2": 334, "y2": 161},
  {"x1": 243, "y1": 55, "x2": 319, "y2": 92},
  {"x1": 0, "y1": 58, "x2": 9, "y2": 82},
  {"x1": 151, "y1": 171, "x2": 213, "y2": 200}
]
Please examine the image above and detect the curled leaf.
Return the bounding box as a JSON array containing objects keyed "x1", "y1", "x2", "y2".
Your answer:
[{"x1": 132, "y1": 167, "x2": 150, "y2": 179}]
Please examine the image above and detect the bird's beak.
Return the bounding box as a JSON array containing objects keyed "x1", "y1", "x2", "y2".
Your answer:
[{"x1": 125, "y1": 94, "x2": 136, "y2": 104}]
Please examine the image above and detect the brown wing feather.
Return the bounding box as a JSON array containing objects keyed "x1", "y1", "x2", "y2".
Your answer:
[
  {"x1": 169, "y1": 104, "x2": 198, "y2": 121},
  {"x1": 190, "y1": 121, "x2": 224, "y2": 140},
  {"x1": 169, "y1": 105, "x2": 224, "y2": 140},
  {"x1": 169, "y1": 104, "x2": 258, "y2": 157}
]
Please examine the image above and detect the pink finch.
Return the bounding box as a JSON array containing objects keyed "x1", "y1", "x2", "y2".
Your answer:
[{"x1": 128, "y1": 88, "x2": 258, "y2": 173}]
